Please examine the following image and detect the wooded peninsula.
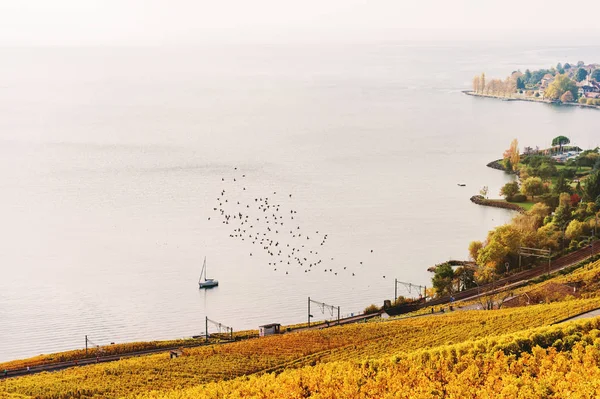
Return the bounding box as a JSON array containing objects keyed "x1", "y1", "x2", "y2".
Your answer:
[
  {"x1": 432, "y1": 136, "x2": 600, "y2": 298},
  {"x1": 467, "y1": 61, "x2": 600, "y2": 107}
]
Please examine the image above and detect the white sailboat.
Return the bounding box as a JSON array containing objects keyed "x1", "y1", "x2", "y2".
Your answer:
[{"x1": 199, "y1": 257, "x2": 218, "y2": 288}]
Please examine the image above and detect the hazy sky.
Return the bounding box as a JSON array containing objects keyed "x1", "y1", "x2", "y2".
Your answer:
[{"x1": 1, "y1": 0, "x2": 599, "y2": 46}]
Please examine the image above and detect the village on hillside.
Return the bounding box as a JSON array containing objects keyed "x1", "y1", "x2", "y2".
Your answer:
[{"x1": 471, "y1": 62, "x2": 600, "y2": 106}]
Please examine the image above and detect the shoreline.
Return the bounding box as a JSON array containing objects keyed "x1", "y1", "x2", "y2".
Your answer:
[
  {"x1": 462, "y1": 90, "x2": 600, "y2": 110},
  {"x1": 470, "y1": 195, "x2": 525, "y2": 213},
  {"x1": 486, "y1": 158, "x2": 512, "y2": 173}
]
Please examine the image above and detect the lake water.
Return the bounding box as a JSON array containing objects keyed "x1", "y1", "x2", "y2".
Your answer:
[{"x1": 1, "y1": 43, "x2": 599, "y2": 361}]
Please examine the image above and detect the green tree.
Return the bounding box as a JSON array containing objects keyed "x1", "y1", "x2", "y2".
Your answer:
[
  {"x1": 576, "y1": 181, "x2": 583, "y2": 196},
  {"x1": 454, "y1": 266, "x2": 476, "y2": 291},
  {"x1": 564, "y1": 63, "x2": 571, "y2": 69},
  {"x1": 516, "y1": 76, "x2": 525, "y2": 90},
  {"x1": 521, "y1": 177, "x2": 545, "y2": 200},
  {"x1": 552, "y1": 193, "x2": 573, "y2": 229},
  {"x1": 592, "y1": 69, "x2": 600, "y2": 82},
  {"x1": 576, "y1": 68, "x2": 588, "y2": 82},
  {"x1": 545, "y1": 74, "x2": 577, "y2": 100},
  {"x1": 538, "y1": 162, "x2": 557, "y2": 180},
  {"x1": 583, "y1": 171, "x2": 600, "y2": 202},
  {"x1": 431, "y1": 263, "x2": 455, "y2": 297},
  {"x1": 551, "y1": 136, "x2": 570, "y2": 153},
  {"x1": 500, "y1": 181, "x2": 520, "y2": 200},
  {"x1": 552, "y1": 174, "x2": 572, "y2": 196},
  {"x1": 524, "y1": 69, "x2": 532, "y2": 83},
  {"x1": 531, "y1": 69, "x2": 551, "y2": 84}
]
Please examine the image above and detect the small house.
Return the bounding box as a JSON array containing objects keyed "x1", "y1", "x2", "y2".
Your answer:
[{"x1": 259, "y1": 323, "x2": 281, "y2": 337}]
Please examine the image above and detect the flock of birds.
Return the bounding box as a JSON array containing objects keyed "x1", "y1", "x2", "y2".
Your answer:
[{"x1": 208, "y1": 168, "x2": 381, "y2": 278}]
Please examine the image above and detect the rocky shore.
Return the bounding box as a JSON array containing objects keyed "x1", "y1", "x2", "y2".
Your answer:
[{"x1": 470, "y1": 195, "x2": 525, "y2": 213}]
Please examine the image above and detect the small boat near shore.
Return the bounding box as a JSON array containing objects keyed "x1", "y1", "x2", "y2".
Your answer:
[
  {"x1": 457, "y1": 183, "x2": 466, "y2": 187},
  {"x1": 199, "y1": 257, "x2": 218, "y2": 289}
]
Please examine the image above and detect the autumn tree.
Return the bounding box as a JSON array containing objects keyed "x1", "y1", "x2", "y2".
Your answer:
[
  {"x1": 544, "y1": 74, "x2": 577, "y2": 100},
  {"x1": 528, "y1": 203, "x2": 551, "y2": 227},
  {"x1": 502, "y1": 139, "x2": 520, "y2": 172},
  {"x1": 504, "y1": 77, "x2": 516, "y2": 96},
  {"x1": 536, "y1": 223, "x2": 561, "y2": 250},
  {"x1": 521, "y1": 177, "x2": 545, "y2": 200},
  {"x1": 476, "y1": 240, "x2": 508, "y2": 281},
  {"x1": 565, "y1": 219, "x2": 586, "y2": 240},
  {"x1": 512, "y1": 213, "x2": 540, "y2": 233},
  {"x1": 480, "y1": 72, "x2": 486, "y2": 94},
  {"x1": 485, "y1": 79, "x2": 493, "y2": 94},
  {"x1": 472, "y1": 75, "x2": 481, "y2": 93},
  {"x1": 560, "y1": 90, "x2": 574, "y2": 103},
  {"x1": 476, "y1": 224, "x2": 525, "y2": 279},
  {"x1": 512, "y1": 203, "x2": 551, "y2": 233},
  {"x1": 468, "y1": 241, "x2": 483, "y2": 261}
]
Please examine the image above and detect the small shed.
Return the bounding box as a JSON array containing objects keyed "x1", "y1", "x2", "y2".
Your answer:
[{"x1": 259, "y1": 323, "x2": 281, "y2": 337}]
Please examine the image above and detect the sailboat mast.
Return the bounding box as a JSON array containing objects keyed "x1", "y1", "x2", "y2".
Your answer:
[{"x1": 200, "y1": 257, "x2": 207, "y2": 283}]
